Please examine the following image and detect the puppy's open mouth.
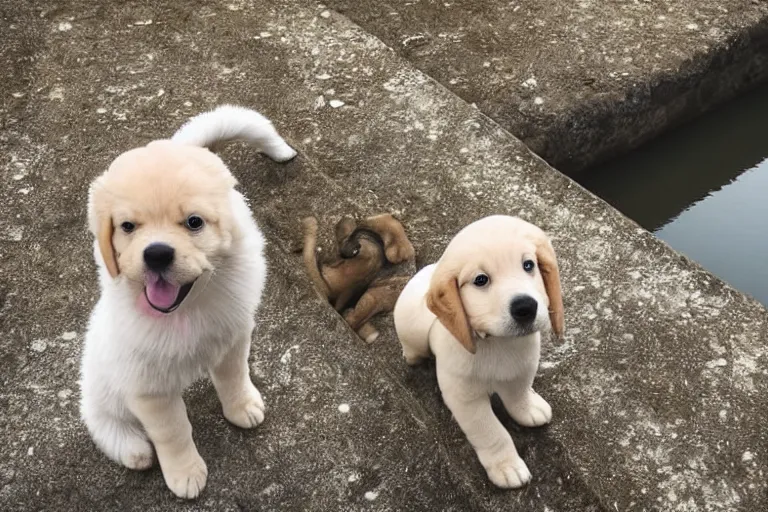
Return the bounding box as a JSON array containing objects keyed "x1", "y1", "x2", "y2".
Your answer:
[{"x1": 143, "y1": 276, "x2": 195, "y2": 314}]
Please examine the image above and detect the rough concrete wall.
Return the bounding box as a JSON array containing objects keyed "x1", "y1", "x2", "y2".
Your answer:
[
  {"x1": 2, "y1": 1, "x2": 767, "y2": 511},
  {"x1": 324, "y1": 0, "x2": 768, "y2": 173}
]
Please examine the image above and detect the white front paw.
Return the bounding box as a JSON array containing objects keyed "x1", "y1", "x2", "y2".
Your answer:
[
  {"x1": 485, "y1": 455, "x2": 531, "y2": 489},
  {"x1": 508, "y1": 390, "x2": 552, "y2": 427},
  {"x1": 222, "y1": 383, "x2": 265, "y2": 429},
  {"x1": 162, "y1": 453, "x2": 208, "y2": 499}
]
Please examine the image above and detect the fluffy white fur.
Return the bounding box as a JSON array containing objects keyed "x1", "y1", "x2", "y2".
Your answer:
[
  {"x1": 80, "y1": 105, "x2": 296, "y2": 499},
  {"x1": 171, "y1": 104, "x2": 297, "y2": 162},
  {"x1": 393, "y1": 215, "x2": 564, "y2": 489}
]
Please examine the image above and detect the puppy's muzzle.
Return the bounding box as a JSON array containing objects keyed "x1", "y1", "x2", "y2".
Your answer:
[
  {"x1": 144, "y1": 243, "x2": 175, "y2": 272},
  {"x1": 141, "y1": 243, "x2": 195, "y2": 314},
  {"x1": 509, "y1": 295, "x2": 537, "y2": 325}
]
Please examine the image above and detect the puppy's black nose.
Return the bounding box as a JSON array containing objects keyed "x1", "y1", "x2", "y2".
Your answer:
[
  {"x1": 143, "y1": 243, "x2": 175, "y2": 272},
  {"x1": 510, "y1": 295, "x2": 538, "y2": 323}
]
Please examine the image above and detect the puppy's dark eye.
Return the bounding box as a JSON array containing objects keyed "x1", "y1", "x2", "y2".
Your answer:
[
  {"x1": 121, "y1": 222, "x2": 136, "y2": 234},
  {"x1": 185, "y1": 215, "x2": 204, "y2": 231},
  {"x1": 523, "y1": 259, "x2": 535, "y2": 273},
  {"x1": 473, "y1": 274, "x2": 489, "y2": 287}
]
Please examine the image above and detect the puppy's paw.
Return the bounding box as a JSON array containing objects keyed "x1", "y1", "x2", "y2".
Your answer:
[
  {"x1": 385, "y1": 242, "x2": 415, "y2": 265},
  {"x1": 162, "y1": 454, "x2": 208, "y2": 499},
  {"x1": 485, "y1": 455, "x2": 531, "y2": 489},
  {"x1": 86, "y1": 414, "x2": 155, "y2": 470},
  {"x1": 222, "y1": 384, "x2": 266, "y2": 429},
  {"x1": 403, "y1": 350, "x2": 429, "y2": 366},
  {"x1": 506, "y1": 390, "x2": 552, "y2": 427},
  {"x1": 356, "y1": 322, "x2": 380, "y2": 344},
  {"x1": 120, "y1": 435, "x2": 155, "y2": 471}
]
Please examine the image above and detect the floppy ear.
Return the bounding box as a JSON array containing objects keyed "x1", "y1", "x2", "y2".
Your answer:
[
  {"x1": 97, "y1": 217, "x2": 120, "y2": 278},
  {"x1": 334, "y1": 216, "x2": 358, "y2": 246},
  {"x1": 88, "y1": 182, "x2": 120, "y2": 279},
  {"x1": 535, "y1": 235, "x2": 564, "y2": 339},
  {"x1": 426, "y1": 271, "x2": 475, "y2": 353}
]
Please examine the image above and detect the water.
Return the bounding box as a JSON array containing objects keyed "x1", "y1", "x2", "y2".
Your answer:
[{"x1": 577, "y1": 84, "x2": 768, "y2": 306}]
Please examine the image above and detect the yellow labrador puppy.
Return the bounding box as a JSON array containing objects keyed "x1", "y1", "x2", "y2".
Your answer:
[
  {"x1": 80, "y1": 105, "x2": 296, "y2": 498},
  {"x1": 393, "y1": 215, "x2": 564, "y2": 489}
]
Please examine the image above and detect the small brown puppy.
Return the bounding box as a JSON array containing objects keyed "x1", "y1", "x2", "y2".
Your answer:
[
  {"x1": 343, "y1": 274, "x2": 411, "y2": 342},
  {"x1": 301, "y1": 213, "x2": 414, "y2": 341}
]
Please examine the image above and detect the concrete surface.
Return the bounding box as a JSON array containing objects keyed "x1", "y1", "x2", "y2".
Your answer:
[
  {"x1": 2, "y1": 0, "x2": 768, "y2": 511},
  {"x1": 325, "y1": 0, "x2": 768, "y2": 173}
]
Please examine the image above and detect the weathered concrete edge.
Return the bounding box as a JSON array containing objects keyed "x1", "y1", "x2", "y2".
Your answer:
[
  {"x1": 325, "y1": 0, "x2": 768, "y2": 174},
  {"x1": 257, "y1": 5, "x2": 768, "y2": 510},
  {"x1": 3, "y1": 1, "x2": 767, "y2": 509},
  {"x1": 547, "y1": 20, "x2": 768, "y2": 173}
]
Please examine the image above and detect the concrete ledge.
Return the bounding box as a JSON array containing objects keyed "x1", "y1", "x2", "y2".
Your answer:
[
  {"x1": 325, "y1": 0, "x2": 768, "y2": 173},
  {"x1": 2, "y1": 1, "x2": 767, "y2": 511}
]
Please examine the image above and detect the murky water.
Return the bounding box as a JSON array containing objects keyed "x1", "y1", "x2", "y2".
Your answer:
[{"x1": 577, "y1": 84, "x2": 768, "y2": 306}]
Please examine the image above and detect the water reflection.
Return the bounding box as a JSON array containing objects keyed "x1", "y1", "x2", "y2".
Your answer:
[
  {"x1": 576, "y1": 84, "x2": 768, "y2": 305},
  {"x1": 656, "y1": 160, "x2": 768, "y2": 304}
]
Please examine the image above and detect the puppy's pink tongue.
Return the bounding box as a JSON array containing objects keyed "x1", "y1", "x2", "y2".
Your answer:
[{"x1": 145, "y1": 278, "x2": 180, "y2": 310}]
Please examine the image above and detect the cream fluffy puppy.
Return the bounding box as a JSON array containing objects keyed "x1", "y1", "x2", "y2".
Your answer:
[
  {"x1": 393, "y1": 215, "x2": 564, "y2": 489},
  {"x1": 80, "y1": 105, "x2": 296, "y2": 499}
]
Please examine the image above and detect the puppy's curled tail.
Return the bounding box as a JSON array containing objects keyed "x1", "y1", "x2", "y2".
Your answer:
[
  {"x1": 301, "y1": 216, "x2": 332, "y2": 300},
  {"x1": 171, "y1": 104, "x2": 297, "y2": 162}
]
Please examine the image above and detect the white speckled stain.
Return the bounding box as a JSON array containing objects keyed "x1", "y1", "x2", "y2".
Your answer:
[
  {"x1": 280, "y1": 345, "x2": 299, "y2": 364},
  {"x1": 260, "y1": 482, "x2": 283, "y2": 496},
  {"x1": 61, "y1": 331, "x2": 76, "y2": 341},
  {"x1": 347, "y1": 472, "x2": 359, "y2": 483},
  {"x1": 329, "y1": 99, "x2": 345, "y2": 108},
  {"x1": 31, "y1": 339, "x2": 47, "y2": 352},
  {"x1": 3, "y1": 225, "x2": 24, "y2": 242},
  {"x1": 731, "y1": 337, "x2": 764, "y2": 394},
  {"x1": 48, "y1": 87, "x2": 64, "y2": 101},
  {"x1": 338, "y1": 403, "x2": 350, "y2": 413},
  {"x1": 57, "y1": 22, "x2": 72, "y2": 32},
  {"x1": 364, "y1": 491, "x2": 379, "y2": 501},
  {"x1": 705, "y1": 358, "x2": 727, "y2": 369}
]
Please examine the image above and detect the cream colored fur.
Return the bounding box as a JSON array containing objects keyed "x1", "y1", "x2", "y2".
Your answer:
[
  {"x1": 80, "y1": 105, "x2": 296, "y2": 498},
  {"x1": 393, "y1": 215, "x2": 564, "y2": 489}
]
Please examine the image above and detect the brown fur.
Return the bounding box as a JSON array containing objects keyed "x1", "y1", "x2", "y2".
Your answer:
[
  {"x1": 426, "y1": 271, "x2": 476, "y2": 353},
  {"x1": 301, "y1": 214, "x2": 414, "y2": 341},
  {"x1": 534, "y1": 237, "x2": 564, "y2": 339}
]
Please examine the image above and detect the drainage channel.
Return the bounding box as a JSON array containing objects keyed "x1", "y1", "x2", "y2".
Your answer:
[{"x1": 575, "y1": 82, "x2": 768, "y2": 306}]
